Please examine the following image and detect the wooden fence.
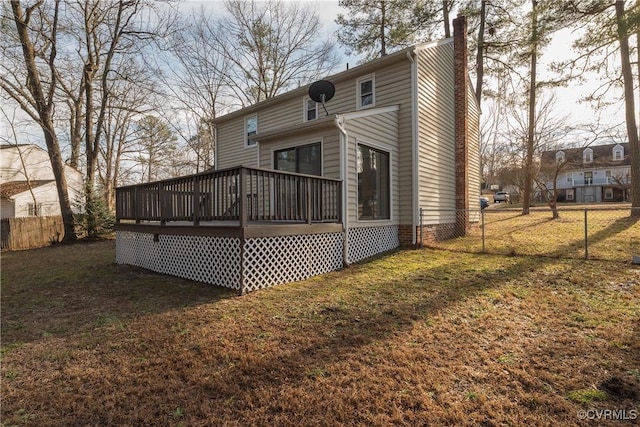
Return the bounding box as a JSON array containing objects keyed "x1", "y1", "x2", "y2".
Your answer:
[{"x1": 0, "y1": 216, "x2": 64, "y2": 251}]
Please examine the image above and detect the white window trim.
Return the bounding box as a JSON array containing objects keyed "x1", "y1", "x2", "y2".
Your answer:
[
  {"x1": 583, "y1": 148, "x2": 593, "y2": 164},
  {"x1": 245, "y1": 114, "x2": 258, "y2": 147},
  {"x1": 303, "y1": 97, "x2": 319, "y2": 122},
  {"x1": 566, "y1": 189, "x2": 574, "y2": 200},
  {"x1": 613, "y1": 144, "x2": 624, "y2": 160},
  {"x1": 556, "y1": 151, "x2": 565, "y2": 163},
  {"x1": 604, "y1": 188, "x2": 614, "y2": 199},
  {"x1": 354, "y1": 138, "x2": 393, "y2": 223},
  {"x1": 356, "y1": 74, "x2": 375, "y2": 110}
]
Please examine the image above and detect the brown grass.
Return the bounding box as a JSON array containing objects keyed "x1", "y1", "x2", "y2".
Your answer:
[
  {"x1": 2, "y1": 240, "x2": 639, "y2": 426},
  {"x1": 427, "y1": 206, "x2": 640, "y2": 261}
]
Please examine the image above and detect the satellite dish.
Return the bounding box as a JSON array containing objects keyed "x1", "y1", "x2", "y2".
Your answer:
[{"x1": 308, "y1": 80, "x2": 335, "y2": 116}]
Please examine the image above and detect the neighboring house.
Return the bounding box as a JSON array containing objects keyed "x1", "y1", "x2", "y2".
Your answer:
[
  {"x1": 0, "y1": 144, "x2": 83, "y2": 218},
  {"x1": 115, "y1": 16, "x2": 481, "y2": 293},
  {"x1": 540, "y1": 143, "x2": 631, "y2": 203}
]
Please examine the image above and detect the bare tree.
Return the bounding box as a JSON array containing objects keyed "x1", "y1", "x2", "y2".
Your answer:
[
  {"x1": 1, "y1": 0, "x2": 77, "y2": 240},
  {"x1": 217, "y1": 0, "x2": 340, "y2": 105},
  {"x1": 551, "y1": 0, "x2": 640, "y2": 216}
]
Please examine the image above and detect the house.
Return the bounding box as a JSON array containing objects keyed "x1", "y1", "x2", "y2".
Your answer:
[
  {"x1": 115, "y1": 16, "x2": 481, "y2": 293},
  {"x1": 0, "y1": 144, "x2": 83, "y2": 218},
  {"x1": 540, "y1": 143, "x2": 631, "y2": 203}
]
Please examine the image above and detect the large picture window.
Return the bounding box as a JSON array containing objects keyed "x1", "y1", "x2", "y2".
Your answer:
[
  {"x1": 274, "y1": 143, "x2": 321, "y2": 176},
  {"x1": 357, "y1": 144, "x2": 389, "y2": 220}
]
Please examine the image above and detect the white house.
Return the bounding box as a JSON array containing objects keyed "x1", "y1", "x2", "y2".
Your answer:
[
  {"x1": 0, "y1": 144, "x2": 83, "y2": 218},
  {"x1": 541, "y1": 143, "x2": 631, "y2": 203}
]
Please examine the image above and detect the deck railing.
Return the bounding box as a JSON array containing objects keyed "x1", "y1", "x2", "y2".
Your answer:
[{"x1": 116, "y1": 166, "x2": 342, "y2": 226}]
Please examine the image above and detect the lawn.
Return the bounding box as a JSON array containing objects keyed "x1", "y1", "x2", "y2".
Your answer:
[
  {"x1": 1, "y1": 240, "x2": 639, "y2": 426},
  {"x1": 426, "y1": 206, "x2": 640, "y2": 262}
]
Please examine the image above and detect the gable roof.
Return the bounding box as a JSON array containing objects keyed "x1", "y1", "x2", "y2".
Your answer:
[
  {"x1": 541, "y1": 143, "x2": 630, "y2": 168},
  {"x1": 212, "y1": 38, "x2": 454, "y2": 125},
  {"x1": 0, "y1": 180, "x2": 54, "y2": 199}
]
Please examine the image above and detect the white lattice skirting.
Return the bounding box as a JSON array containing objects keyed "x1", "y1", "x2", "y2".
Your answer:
[
  {"x1": 116, "y1": 231, "x2": 243, "y2": 290},
  {"x1": 347, "y1": 225, "x2": 400, "y2": 264},
  {"x1": 242, "y1": 233, "x2": 344, "y2": 293},
  {"x1": 115, "y1": 230, "x2": 344, "y2": 293}
]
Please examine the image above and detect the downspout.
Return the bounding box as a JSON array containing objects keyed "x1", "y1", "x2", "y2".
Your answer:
[
  {"x1": 335, "y1": 114, "x2": 349, "y2": 265},
  {"x1": 407, "y1": 49, "x2": 418, "y2": 245},
  {"x1": 213, "y1": 124, "x2": 219, "y2": 170}
]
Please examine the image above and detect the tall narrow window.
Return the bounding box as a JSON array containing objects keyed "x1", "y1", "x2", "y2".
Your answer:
[
  {"x1": 245, "y1": 115, "x2": 257, "y2": 146},
  {"x1": 357, "y1": 145, "x2": 390, "y2": 220},
  {"x1": 584, "y1": 171, "x2": 593, "y2": 185},
  {"x1": 305, "y1": 98, "x2": 318, "y2": 121},
  {"x1": 357, "y1": 75, "x2": 375, "y2": 109},
  {"x1": 274, "y1": 143, "x2": 321, "y2": 176},
  {"x1": 555, "y1": 151, "x2": 565, "y2": 164},
  {"x1": 583, "y1": 148, "x2": 593, "y2": 164}
]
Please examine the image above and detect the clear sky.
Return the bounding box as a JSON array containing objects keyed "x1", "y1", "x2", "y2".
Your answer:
[{"x1": 1, "y1": 0, "x2": 627, "y2": 150}]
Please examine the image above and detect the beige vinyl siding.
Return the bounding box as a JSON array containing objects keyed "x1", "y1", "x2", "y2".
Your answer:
[
  {"x1": 258, "y1": 129, "x2": 341, "y2": 179},
  {"x1": 216, "y1": 116, "x2": 259, "y2": 169},
  {"x1": 467, "y1": 81, "x2": 482, "y2": 222},
  {"x1": 214, "y1": 54, "x2": 414, "y2": 173},
  {"x1": 416, "y1": 42, "x2": 456, "y2": 225},
  {"x1": 373, "y1": 61, "x2": 414, "y2": 226},
  {"x1": 344, "y1": 110, "x2": 399, "y2": 226}
]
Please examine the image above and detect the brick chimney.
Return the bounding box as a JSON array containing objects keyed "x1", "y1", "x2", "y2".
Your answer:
[{"x1": 453, "y1": 14, "x2": 470, "y2": 236}]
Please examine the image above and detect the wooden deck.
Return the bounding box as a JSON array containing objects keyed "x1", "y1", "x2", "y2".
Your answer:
[{"x1": 115, "y1": 166, "x2": 342, "y2": 237}]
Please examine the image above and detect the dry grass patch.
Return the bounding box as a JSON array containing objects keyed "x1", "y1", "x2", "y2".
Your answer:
[
  {"x1": 429, "y1": 206, "x2": 640, "y2": 261},
  {"x1": 2, "y1": 240, "x2": 639, "y2": 426}
]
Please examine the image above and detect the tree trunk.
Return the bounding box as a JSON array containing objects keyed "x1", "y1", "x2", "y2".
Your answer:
[
  {"x1": 615, "y1": 1, "x2": 640, "y2": 216},
  {"x1": 380, "y1": 1, "x2": 386, "y2": 56},
  {"x1": 10, "y1": 0, "x2": 76, "y2": 241},
  {"x1": 522, "y1": 0, "x2": 538, "y2": 216},
  {"x1": 475, "y1": 0, "x2": 486, "y2": 106},
  {"x1": 443, "y1": 0, "x2": 451, "y2": 38}
]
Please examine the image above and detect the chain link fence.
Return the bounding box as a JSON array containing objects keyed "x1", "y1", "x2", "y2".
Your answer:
[{"x1": 419, "y1": 206, "x2": 640, "y2": 263}]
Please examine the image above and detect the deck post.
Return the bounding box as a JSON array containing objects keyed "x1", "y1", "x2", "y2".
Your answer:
[
  {"x1": 193, "y1": 175, "x2": 200, "y2": 226},
  {"x1": 306, "y1": 179, "x2": 312, "y2": 224},
  {"x1": 134, "y1": 186, "x2": 140, "y2": 224},
  {"x1": 159, "y1": 182, "x2": 166, "y2": 225},
  {"x1": 239, "y1": 168, "x2": 247, "y2": 228}
]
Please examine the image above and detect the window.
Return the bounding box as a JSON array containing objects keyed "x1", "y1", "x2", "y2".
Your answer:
[
  {"x1": 566, "y1": 172, "x2": 573, "y2": 183},
  {"x1": 566, "y1": 189, "x2": 574, "y2": 201},
  {"x1": 357, "y1": 144, "x2": 390, "y2": 220},
  {"x1": 613, "y1": 144, "x2": 624, "y2": 160},
  {"x1": 584, "y1": 171, "x2": 593, "y2": 185},
  {"x1": 274, "y1": 143, "x2": 321, "y2": 176},
  {"x1": 357, "y1": 75, "x2": 375, "y2": 109},
  {"x1": 604, "y1": 188, "x2": 614, "y2": 199},
  {"x1": 583, "y1": 148, "x2": 593, "y2": 164},
  {"x1": 28, "y1": 203, "x2": 41, "y2": 216},
  {"x1": 304, "y1": 98, "x2": 318, "y2": 121},
  {"x1": 555, "y1": 151, "x2": 565, "y2": 164},
  {"x1": 245, "y1": 115, "x2": 257, "y2": 146},
  {"x1": 605, "y1": 170, "x2": 612, "y2": 183}
]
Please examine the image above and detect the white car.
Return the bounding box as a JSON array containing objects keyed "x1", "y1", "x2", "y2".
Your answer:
[{"x1": 494, "y1": 192, "x2": 510, "y2": 203}]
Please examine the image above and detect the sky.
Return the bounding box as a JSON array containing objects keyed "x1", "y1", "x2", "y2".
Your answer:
[
  {"x1": 181, "y1": 0, "x2": 625, "y2": 141},
  {"x1": 1, "y1": 0, "x2": 627, "y2": 150}
]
